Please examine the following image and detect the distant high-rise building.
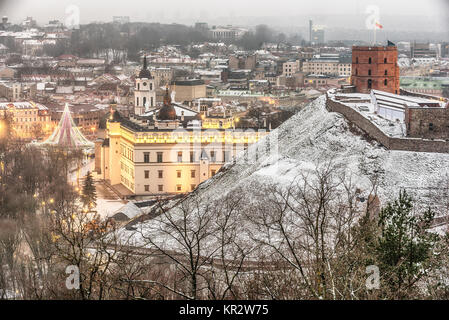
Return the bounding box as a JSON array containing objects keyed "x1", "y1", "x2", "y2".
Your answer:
[
  {"x1": 411, "y1": 42, "x2": 437, "y2": 59},
  {"x1": 113, "y1": 16, "x2": 130, "y2": 24},
  {"x1": 311, "y1": 25, "x2": 325, "y2": 45},
  {"x1": 309, "y1": 20, "x2": 313, "y2": 43},
  {"x1": 195, "y1": 22, "x2": 209, "y2": 33}
]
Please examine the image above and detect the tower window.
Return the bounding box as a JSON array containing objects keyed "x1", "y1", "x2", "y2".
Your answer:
[
  {"x1": 385, "y1": 70, "x2": 388, "y2": 75},
  {"x1": 368, "y1": 69, "x2": 371, "y2": 76},
  {"x1": 384, "y1": 79, "x2": 388, "y2": 86},
  {"x1": 384, "y1": 58, "x2": 387, "y2": 63},
  {"x1": 368, "y1": 79, "x2": 372, "y2": 89},
  {"x1": 369, "y1": 57, "x2": 372, "y2": 64}
]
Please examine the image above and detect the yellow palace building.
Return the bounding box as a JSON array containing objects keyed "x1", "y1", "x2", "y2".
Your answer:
[{"x1": 95, "y1": 61, "x2": 269, "y2": 197}]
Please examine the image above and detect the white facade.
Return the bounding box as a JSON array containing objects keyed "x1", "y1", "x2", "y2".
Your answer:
[{"x1": 134, "y1": 76, "x2": 156, "y2": 115}]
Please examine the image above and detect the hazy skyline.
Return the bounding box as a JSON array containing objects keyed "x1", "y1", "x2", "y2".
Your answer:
[{"x1": 1, "y1": 0, "x2": 448, "y2": 35}]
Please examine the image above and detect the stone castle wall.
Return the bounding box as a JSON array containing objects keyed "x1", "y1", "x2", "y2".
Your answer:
[{"x1": 326, "y1": 96, "x2": 449, "y2": 154}]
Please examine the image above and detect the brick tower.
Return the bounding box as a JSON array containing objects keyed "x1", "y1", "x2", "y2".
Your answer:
[{"x1": 351, "y1": 45, "x2": 400, "y2": 94}]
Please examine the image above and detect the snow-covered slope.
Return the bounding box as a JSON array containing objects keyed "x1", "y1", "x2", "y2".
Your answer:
[
  {"x1": 194, "y1": 95, "x2": 449, "y2": 205},
  {"x1": 118, "y1": 96, "x2": 449, "y2": 252}
]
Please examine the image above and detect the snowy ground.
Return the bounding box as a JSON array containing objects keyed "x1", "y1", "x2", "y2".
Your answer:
[
  {"x1": 69, "y1": 159, "x2": 126, "y2": 219},
  {"x1": 115, "y1": 96, "x2": 449, "y2": 254}
]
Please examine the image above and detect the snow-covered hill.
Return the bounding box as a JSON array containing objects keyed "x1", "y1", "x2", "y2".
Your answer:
[
  {"x1": 194, "y1": 95, "x2": 449, "y2": 205},
  {"x1": 118, "y1": 96, "x2": 449, "y2": 252}
]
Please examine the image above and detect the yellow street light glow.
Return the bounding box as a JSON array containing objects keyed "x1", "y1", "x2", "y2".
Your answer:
[{"x1": 49, "y1": 199, "x2": 54, "y2": 204}]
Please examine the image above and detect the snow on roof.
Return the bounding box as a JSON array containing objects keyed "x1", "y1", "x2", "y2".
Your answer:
[
  {"x1": 113, "y1": 202, "x2": 142, "y2": 220},
  {"x1": 0, "y1": 101, "x2": 48, "y2": 110}
]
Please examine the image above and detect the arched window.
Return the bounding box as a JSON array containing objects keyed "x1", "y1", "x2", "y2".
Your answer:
[
  {"x1": 143, "y1": 97, "x2": 147, "y2": 106},
  {"x1": 136, "y1": 97, "x2": 139, "y2": 106},
  {"x1": 369, "y1": 57, "x2": 372, "y2": 64},
  {"x1": 150, "y1": 83, "x2": 153, "y2": 90}
]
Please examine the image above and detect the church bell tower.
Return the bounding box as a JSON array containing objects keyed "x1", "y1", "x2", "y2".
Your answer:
[{"x1": 134, "y1": 55, "x2": 156, "y2": 115}]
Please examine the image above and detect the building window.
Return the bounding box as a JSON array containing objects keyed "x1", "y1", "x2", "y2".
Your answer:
[
  {"x1": 144, "y1": 185, "x2": 149, "y2": 192},
  {"x1": 157, "y1": 152, "x2": 163, "y2": 163},
  {"x1": 210, "y1": 150, "x2": 215, "y2": 162},
  {"x1": 177, "y1": 170, "x2": 182, "y2": 178},
  {"x1": 190, "y1": 151, "x2": 195, "y2": 163},
  {"x1": 158, "y1": 170, "x2": 163, "y2": 178},
  {"x1": 369, "y1": 57, "x2": 372, "y2": 64},
  {"x1": 144, "y1": 152, "x2": 150, "y2": 163},
  {"x1": 368, "y1": 69, "x2": 371, "y2": 76},
  {"x1": 176, "y1": 185, "x2": 182, "y2": 192},
  {"x1": 211, "y1": 170, "x2": 216, "y2": 177},
  {"x1": 384, "y1": 79, "x2": 388, "y2": 86},
  {"x1": 158, "y1": 185, "x2": 163, "y2": 192},
  {"x1": 356, "y1": 57, "x2": 359, "y2": 64},
  {"x1": 385, "y1": 70, "x2": 388, "y2": 75},
  {"x1": 368, "y1": 79, "x2": 372, "y2": 89},
  {"x1": 429, "y1": 123, "x2": 434, "y2": 131},
  {"x1": 191, "y1": 170, "x2": 196, "y2": 178},
  {"x1": 384, "y1": 58, "x2": 387, "y2": 63},
  {"x1": 143, "y1": 97, "x2": 147, "y2": 106},
  {"x1": 144, "y1": 170, "x2": 149, "y2": 179},
  {"x1": 191, "y1": 184, "x2": 196, "y2": 191},
  {"x1": 177, "y1": 151, "x2": 183, "y2": 162},
  {"x1": 136, "y1": 97, "x2": 139, "y2": 106}
]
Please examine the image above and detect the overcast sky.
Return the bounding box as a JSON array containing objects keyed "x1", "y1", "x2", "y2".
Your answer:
[{"x1": 1, "y1": 0, "x2": 448, "y2": 31}]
